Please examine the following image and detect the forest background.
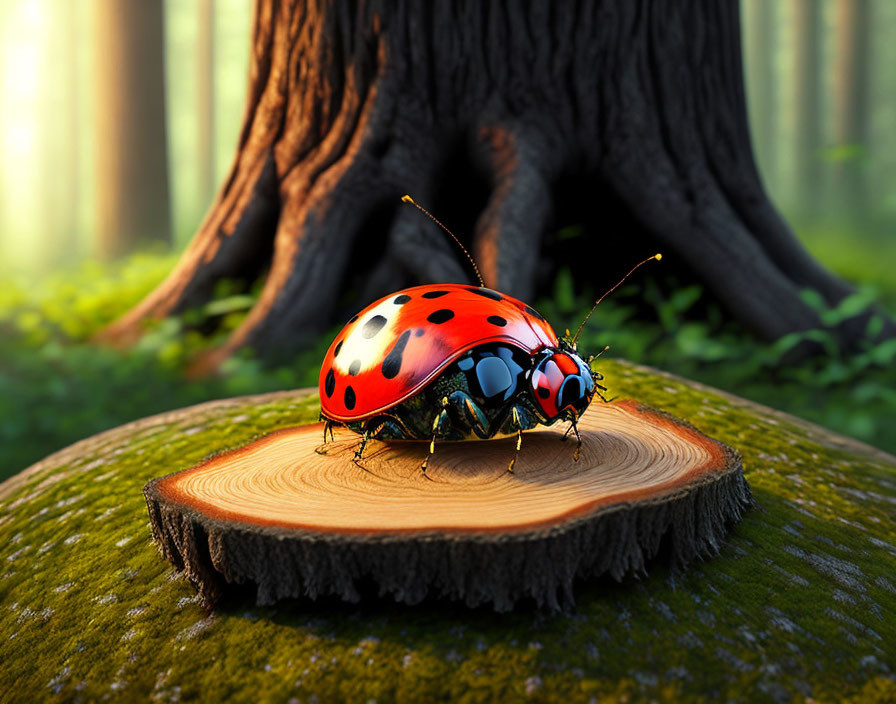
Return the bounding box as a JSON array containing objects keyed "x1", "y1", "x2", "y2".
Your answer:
[{"x1": 0, "y1": 0, "x2": 894, "y2": 479}]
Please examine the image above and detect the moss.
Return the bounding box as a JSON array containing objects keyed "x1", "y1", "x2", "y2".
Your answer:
[{"x1": 1, "y1": 362, "x2": 894, "y2": 703}]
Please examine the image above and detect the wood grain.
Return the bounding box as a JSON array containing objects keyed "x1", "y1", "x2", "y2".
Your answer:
[{"x1": 145, "y1": 399, "x2": 751, "y2": 611}]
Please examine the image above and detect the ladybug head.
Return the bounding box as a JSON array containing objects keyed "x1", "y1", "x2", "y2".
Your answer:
[{"x1": 528, "y1": 343, "x2": 599, "y2": 422}]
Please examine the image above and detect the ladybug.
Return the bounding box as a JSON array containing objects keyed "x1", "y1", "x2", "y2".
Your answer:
[{"x1": 318, "y1": 196, "x2": 660, "y2": 472}]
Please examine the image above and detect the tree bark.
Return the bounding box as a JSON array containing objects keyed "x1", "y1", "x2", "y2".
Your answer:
[
  {"x1": 100, "y1": 0, "x2": 893, "y2": 367},
  {"x1": 144, "y1": 399, "x2": 750, "y2": 611},
  {"x1": 91, "y1": 0, "x2": 172, "y2": 258}
]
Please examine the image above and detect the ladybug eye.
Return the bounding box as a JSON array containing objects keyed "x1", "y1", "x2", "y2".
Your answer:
[{"x1": 558, "y1": 376, "x2": 585, "y2": 411}]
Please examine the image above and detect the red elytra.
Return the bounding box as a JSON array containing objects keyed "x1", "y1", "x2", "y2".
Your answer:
[{"x1": 319, "y1": 283, "x2": 558, "y2": 422}]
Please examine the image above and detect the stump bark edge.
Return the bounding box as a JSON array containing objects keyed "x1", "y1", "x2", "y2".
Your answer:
[{"x1": 144, "y1": 400, "x2": 752, "y2": 612}]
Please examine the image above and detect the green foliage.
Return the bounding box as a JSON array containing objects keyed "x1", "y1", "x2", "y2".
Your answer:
[
  {"x1": 540, "y1": 268, "x2": 896, "y2": 458},
  {"x1": 791, "y1": 223, "x2": 896, "y2": 311},
  {"x1": 0, "y1": 251, "x2": 178, "y2": 344},
  {"x1": 0, "y1": 254, "x2": 330, "y2": 479}
]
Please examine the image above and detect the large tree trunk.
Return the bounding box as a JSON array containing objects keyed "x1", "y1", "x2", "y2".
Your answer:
[
  {"x1": 100, "y1": 0, "x2": 892, "y2": 369},
  {"x1": 91, "y1": 0, "x2": 172, "y2": 258}
]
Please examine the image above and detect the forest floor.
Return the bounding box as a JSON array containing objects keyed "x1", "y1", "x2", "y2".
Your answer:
[
  {"x1": 1, "y1": 364, "x2": 893, "y2": 702},
  {"x1": 0, "y1": 223, "x2": 894, "y2": 480}
]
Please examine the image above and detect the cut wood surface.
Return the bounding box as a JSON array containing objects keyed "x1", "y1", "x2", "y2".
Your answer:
[{"x1": 145, "y1": 399, "x2": 751, "y2": 610}]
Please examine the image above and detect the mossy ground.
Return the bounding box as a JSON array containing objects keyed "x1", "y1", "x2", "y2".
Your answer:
[{"x1": 1, "y1": 361, "x2": 894, "y2": 703}]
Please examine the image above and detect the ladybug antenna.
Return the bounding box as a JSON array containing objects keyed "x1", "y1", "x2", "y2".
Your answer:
[
  {"x1": 570, "y1": 253, "x2": 662, "y2": 346},
  {"x1": 592, "y1": 345, "x2": 610, "y2": 361},
  {"x1": 401, "y1": 195, "x2": 485, "y2": 287}
]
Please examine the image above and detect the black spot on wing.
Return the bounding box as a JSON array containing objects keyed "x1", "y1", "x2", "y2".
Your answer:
[
  {"x1": 487, "y1": 315, "x2": 507, "y2": 327},
  {"x1": 324, "y1": 369, "x2": 335, "y2": 397},
  {"x1": 348, "y1": 359, "x2": 361, "y2": 376},
  {"x1": 421, "y1": 290, "x2": 449, "y2": 298},
  {"x1": 333, "y1": 340, "x2": 342, "y2": 357},
  {"x1": 381, "y1": 330, "x2": 412, "y2": 379},
  {"x1": 524, "y1": 305, "x2": 546, "y2": 322},
  {"x1": 537, "y1": 386, "x2": 551, "y2": 399},
  {"x1": 468, "y1": 287, "x2": 503, "y2": 301},
  {"x1": 344, "y1": 385, "x2": 356, "y2": 410},
  {"x1": 394, "y1": 294, "x2": 411, "y2": 305},
  {"x1": 426, "y1": 309, "x2": 455, "y2": 324},
  {"x1": 362, "y1": 315, "x2": 387, "y2": 338}
]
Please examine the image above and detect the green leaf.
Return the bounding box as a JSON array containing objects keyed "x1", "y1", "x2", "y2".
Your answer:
[
  {"x1": 553, "y1": 225, "x2": 582, "y2": 241},
  {"x1": 868, "y1": 339, "x2": 896, "y2": 366},
  {"x1": 203, "y1": 295, "x2": 257, "y2": 317},
  {"x1": 865, "y1": 315, "x2": 884, "y2": 340},
  {"x1": 799, "y1": 288, "x2": 827, "y2": 314},
  {"x1": 768, "y1": 332, "x2": 807, "y2": 360},
  {"x1": 553, "y1": 268, "x2": 577, "y2": 314},
  {"x1": 667, "y1": 285, "x2": 702, "y2": 315},
  {"x1": 817, "y1": 142, "x2": 867, "y2": 164},
  {"x1": 821, "y1": 291, "x2": 875, "y2": 327}
]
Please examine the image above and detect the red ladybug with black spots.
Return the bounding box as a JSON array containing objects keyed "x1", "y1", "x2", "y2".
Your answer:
[{"x1": 318, "y1": 196, "x2": 660, "y2": 472}]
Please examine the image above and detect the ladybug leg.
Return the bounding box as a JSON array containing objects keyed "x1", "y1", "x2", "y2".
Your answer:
[
  {"x1": 368, "y1": 419, "x2": 412, "y2": 441},
  {"x1": 322, "y1": 419, "x2": 335, "y2": 444},
  {"x1": 508, "y1": 407, "x2": 524, "y2": 473},
  {"x1": 592, "y1": 371, "x2": 610, "y2": 404},
  {"x1": 420, "y1": 434, "x2": 436, "y2": 474},
  {"x1": 353, "y1": 430, "x2": 371, "y2": 466},
  {"x1": 421, "y1": 401, "x2": 452, "y2": 474},
  {"x1": 315, "y1": 417, "x2": 340, "y2": 454},
  {"x1": 446, "y1": 391, "x2": 491, "y2": 440},
  {"x1": 567, "y1": 416, "x2": 583, "y2": 461}
]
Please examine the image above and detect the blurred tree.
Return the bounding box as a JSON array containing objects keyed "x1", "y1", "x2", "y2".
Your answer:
[
  {"x1": 833, "y1": 0, "x2": 871, "y2": 218},
  {"x1": 40, "y1": 0, "x2": 80, "y2": 264},
  {"x1": 61, "y1": 0, "x2": 80, "y2": 256},
  {"x1": 792, "y1": 0, "x2": 822, "y2": 220},
  {"x1": 101, "y1": 0, "x2": 894, "y2": 369},
  {"x1": 91, "y1": 0, "x2": 171, "y2": 258},
  {"x1": 198, "y1": 0, "x2": 216, "y2": 208},
  {"x1": 744, "y1": 0, "x2": 778, "y2": 191}
]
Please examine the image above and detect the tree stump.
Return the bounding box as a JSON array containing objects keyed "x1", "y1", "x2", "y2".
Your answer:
[{"x1": 145, "y1": 399, "x2": 750, "y2": 611}]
